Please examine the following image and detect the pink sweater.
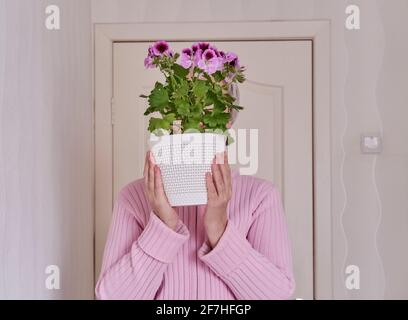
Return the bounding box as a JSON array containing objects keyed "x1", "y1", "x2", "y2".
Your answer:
[{"x1": 95, "y1": 170, "x2": 295, "y2": 300}]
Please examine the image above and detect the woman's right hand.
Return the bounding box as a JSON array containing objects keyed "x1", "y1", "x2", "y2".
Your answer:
[{"x1": 144, "y1": 151, "x2": 179, "y2": 230}]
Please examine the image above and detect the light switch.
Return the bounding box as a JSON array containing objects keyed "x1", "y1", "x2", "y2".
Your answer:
[{"x1": 360, "y1": 134, "x2": 382, "y2": 154}]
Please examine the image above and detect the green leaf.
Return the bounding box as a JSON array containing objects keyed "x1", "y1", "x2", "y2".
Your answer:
[
  {"x1": 213, "y1": 99, "x2": 226, "y2": 112},
  {"x1": 190, "y1": 104, "x2": 203, "y2": 118},
  {"x1": 148, "y1": 82, "x2": 169, "y2": 110},
  {"x1": 216, "y1": 112, "x2": 231, "y2": 124},
  {"x1": 163, "y1": 113, "x2": 176, "y2": 123},
  {"x1": 148, "y1": 117, "x2": 171, "y2": 132},
  {"x1": 213, "y1": 84, "x2": 223, "y2": 94},
  {"x1": 203, "y1": 112, "x2": 230, "y2": 128},
  {"x1": 183, "y1": 119, "x2": 201, "y2": 131},
  {"x1": 144, "y1": 106, "x2": 155, "y2": 116},
  {"x1": 172, "y1": 80, "x2": 189, "y2": 100},
  {"x1": 172, "y1": 63, "x2": 189, "y2": 78},
  {"x1": 176, "y1": 100, "x2": 191, "y2": 116},
  {"x1": 204, "y1": 91, "x2": 217, "y2": 106},
  {"x1": 213, "y1": 71, "x2": 224, "y2": 82},
  {"x1": 193, "y1": 80, "x2": 209, "y2": 99}
]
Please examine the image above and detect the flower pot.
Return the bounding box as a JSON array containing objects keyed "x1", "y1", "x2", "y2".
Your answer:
[{"x1": 149, "y1": 132, "x2": 226, "y2": 206}]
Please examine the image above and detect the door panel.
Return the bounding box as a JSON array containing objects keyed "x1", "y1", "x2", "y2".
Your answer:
[{"x1": 110, "y1": 41, "x2": 313, "y2": 299}]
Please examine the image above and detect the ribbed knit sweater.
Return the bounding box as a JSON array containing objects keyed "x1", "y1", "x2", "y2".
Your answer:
[{"x1": 95, "y1": 170, "x2": 295, "y2": 300}]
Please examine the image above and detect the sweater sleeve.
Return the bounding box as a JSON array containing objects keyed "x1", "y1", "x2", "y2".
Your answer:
[
  {"x1": 198, "y1": 184, "x2": 295, "y2": 300},
  {"x1": 95, "y1": 200, "x2": 190, "y2": 300}
]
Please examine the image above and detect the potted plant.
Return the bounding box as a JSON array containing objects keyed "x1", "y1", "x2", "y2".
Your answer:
[{"x1": 140, "y1": 41, "x2": 246, "y2": 206}]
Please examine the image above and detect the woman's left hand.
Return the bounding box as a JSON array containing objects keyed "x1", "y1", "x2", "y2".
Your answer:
[{"x1": 204, "y1": 152, "x2": 232, "y2": 248}]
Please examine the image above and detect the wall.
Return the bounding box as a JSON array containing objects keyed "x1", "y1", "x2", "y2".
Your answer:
[
  {"x1": 90, "y1": 0, "x2": 408, "y2": 299},
  {"x1": 0, "y1": 0, "x2": 94, "y2": 299}
]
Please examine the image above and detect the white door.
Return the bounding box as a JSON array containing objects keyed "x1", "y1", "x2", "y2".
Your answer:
[{"x1": 103, "y1": 40, "x2": 313, "y2": 299}]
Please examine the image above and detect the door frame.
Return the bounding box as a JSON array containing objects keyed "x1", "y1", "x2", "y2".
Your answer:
[{"x1": 94, "y1": 21, "x2": 332, "y2": 299}]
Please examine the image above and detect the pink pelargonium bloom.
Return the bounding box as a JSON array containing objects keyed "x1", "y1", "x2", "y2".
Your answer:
[
  {"x1": 209, "y1": 44, "x2": 220, "y2": 55},
  {"x1": 193, "y1": 49, "x2": 203, "y2": 66},
  {"x1": 191, "y1": 43, "x2": 199, "y2": 53},
  {"x1": 197, "y1": 42, "x2": 210, "y2": 51},
  {"x1": 152, "y1": 40, "x2": 171, "y2": 56},
  {"x1": 225, "y1": 52, "x2": 237, "y2": 63},
  {"x1": 208, "y1": 45, "x2": 225, "y2": 71},
  {"x1": 216, "y1": 50, "x2": 226, "y2": 71},
  {"x1": 229, "y1": 57, "x2": 240, "y2": 68},
  {"x1": 144, "y1": 45, "x2": 156, "y2": 68},
  {"x1": 225, "y1": 51, "x2": 240, "y2": 68},
  {"x1": 144, "y1": 55, "x2": 155, "y2": 68},
  {"x1": 179, "y1": 48, "x2": 194, "y2": 69},
  {"x1": 197, "y1": 49, "x2": 220, "y2": 75}
]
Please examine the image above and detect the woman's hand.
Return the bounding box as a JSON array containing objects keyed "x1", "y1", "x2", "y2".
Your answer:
[
  {"x1": 144, "y1": 151, "x2": 179, "y2": 230},
  {"x1": 204, "y1": 152, "x2": 232, "y2": 248}
]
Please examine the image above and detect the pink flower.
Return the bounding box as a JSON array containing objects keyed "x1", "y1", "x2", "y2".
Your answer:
[
  {"x1": 197, "y1": 49, "x2": 220, "y2": 74},
  {"x1": 179, "y1": 48, "x2": 194, "y2": 69},
  {"x1": 194, "y1": 49, "x2": 203, "y2": 66},
  {"x1": 225, "y1": 52, "x2": 237, "y2": 63},
  {"x1": 191, "y1": 43, "x2": 200, "y2": 53},
  {"x1": 144, "y1": 56, "x2": 154, "y2": 68},
  {"x1": 225, "y1": 52, "x2": 240, "y2": 68},
  {"x1": 152, "y1": 40, "x2": 170, "y2": 56},
  {"x1": 144, "y1": 45, "x2": 155, "y2": 68},
  {"x1": 197, "y1": 42, "x2": 210, "y2": 51},
  {"x1": 209, "y1": 44, "x2": 220, "y2": 55},
  {"x1": 144, "y1": 42, "x2": 173, "y2": 68}
]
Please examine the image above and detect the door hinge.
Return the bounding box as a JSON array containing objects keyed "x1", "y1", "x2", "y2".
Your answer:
[{"x1": 110, "y1": 97, "x2": 115, "y2": 126}]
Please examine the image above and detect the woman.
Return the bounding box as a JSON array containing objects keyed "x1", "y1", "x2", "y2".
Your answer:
[
  {"x1": 95, "y1": 148, "x2": 295, "y2": 300},
  {"x1": 95, "y1": 81, "x2": 295, "y2": 299}
]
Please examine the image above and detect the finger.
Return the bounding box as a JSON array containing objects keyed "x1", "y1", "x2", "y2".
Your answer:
[
  {"x1": 211, "y1": 163, "x2": 225, "y2": 195},
  {"x1": 218, "y1": 152, "x2": 231, "y2": 189},
  {"x1": 225, "y1": 152, "x2": 232, "y2": 192},
  {"x1": 148, "y1": 157, "x2": 155, "y2": 194},
  {"x1": 154, "y1": 165, "x2": 164, "y2": 195},
  {"x1": 206, "y1": 172, "x2": 217, "y2": 200},
  {"x1": 143, "y1": 152, "x2": 149, "y2": 185}
]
